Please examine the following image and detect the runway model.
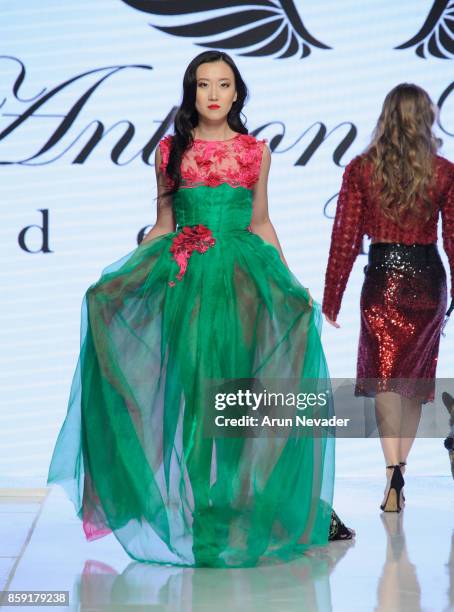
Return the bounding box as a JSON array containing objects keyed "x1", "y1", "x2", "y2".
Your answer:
[
  {"x1": 323, "y1": 83, "x2": 454, "y2": 512},
  {"x1": 48, "y1": 50, "x2": 353, "y2": 567}
]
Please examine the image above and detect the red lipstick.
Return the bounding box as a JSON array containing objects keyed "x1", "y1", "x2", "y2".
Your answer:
[{"x1": 208, "y1": 104, "x2": 220, "y2": 109}]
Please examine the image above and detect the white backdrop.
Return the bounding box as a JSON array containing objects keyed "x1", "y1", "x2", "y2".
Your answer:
[{"x1": 0, "y1": 0, "x2": 453, "y2": 486}]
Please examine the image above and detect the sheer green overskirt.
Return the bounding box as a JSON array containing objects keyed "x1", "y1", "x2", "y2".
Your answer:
[{"x1": 48, "y1": 187, "x2": 335, "y2": 568}]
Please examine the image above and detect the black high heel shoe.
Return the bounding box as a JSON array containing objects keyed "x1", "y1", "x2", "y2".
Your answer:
[
  {"x1": 380, "y1": 464, "x2": 405, "y2": 512},
  {"x1": 399, "y1": 461, "x2": 406, "y2": 505},
  {"x1": 328, "y1": 509, "x2": 355, "y2": 540}
]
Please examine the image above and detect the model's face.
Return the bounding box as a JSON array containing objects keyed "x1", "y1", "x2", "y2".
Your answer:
[{"x1": 194, "y1": 61, "x2": 237, "y2": 122}]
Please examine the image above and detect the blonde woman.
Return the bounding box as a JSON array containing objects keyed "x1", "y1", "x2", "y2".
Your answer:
[{"x1": 322, "y1": 83, "x2": 454, "y2": 512}]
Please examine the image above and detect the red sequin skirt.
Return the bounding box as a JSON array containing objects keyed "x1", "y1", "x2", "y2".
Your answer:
[{"x1": 355, "y1": 242, "x2": 447, "y2": 402}]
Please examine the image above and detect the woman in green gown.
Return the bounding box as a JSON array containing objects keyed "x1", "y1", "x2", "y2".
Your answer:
[{"x1": 47, "y1": 50, "x2": 353, "y2": 567}]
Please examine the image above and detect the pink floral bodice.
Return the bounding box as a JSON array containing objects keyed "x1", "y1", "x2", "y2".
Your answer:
[{"x1": 158, "y1": 133, "x2": 267, "y2": 190}]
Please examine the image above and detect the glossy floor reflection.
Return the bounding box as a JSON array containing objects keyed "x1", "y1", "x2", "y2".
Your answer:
[{"x1": 1, "y1": 477, "x2": 453, "y2": 611}]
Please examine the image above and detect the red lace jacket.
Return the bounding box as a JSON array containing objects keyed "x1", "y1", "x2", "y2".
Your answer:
[{"x1": 322, "y1": 154, "x2": 454, "y2": 321}]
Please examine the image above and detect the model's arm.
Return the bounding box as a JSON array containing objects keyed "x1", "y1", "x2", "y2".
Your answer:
[
  {"x1": 141, "y1": 145, "x2": 176, "y2": 244},
  {"x1": 322, "y1": 158, "x2": 365, "y2": 324},
  {"x1": 441, "y1": 169, "x2": 454, "y2": 301},
  {"x1": 250, "y1": 143, "x2": 289, "y2": 269}
]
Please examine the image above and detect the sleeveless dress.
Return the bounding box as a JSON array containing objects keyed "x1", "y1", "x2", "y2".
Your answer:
[{"x1": 47, "y1": 132, "x2": 335, "y2": 568}]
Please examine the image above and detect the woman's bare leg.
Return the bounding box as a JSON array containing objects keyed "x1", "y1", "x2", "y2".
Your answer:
[
  {"x1": 399, "y1": 397, "x2": 422, "y2": 468},
  {"x1": 375, "y1": 391, "x2": 403, "y2": 507},
  {"x1": 375, "y1": 392, "x2": 422, "y2": 507},
  {"x1": 375, "y1": 391, "x2": 402, "y2": 465}
]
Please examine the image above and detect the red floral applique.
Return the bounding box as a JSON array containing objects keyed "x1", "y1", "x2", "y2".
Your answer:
[
  {"x1": 193, "y1": 150, "x2": 213, "y2": 170},
  {"x1": 158, "y1": 133, "x2": 268, "y2": 189},
  {"x1": 205, "y1": 171, "x2": 223, "y2": 187},
  {"x1": 181, "y1": 165, "x2": 199, "y2": 184},
  {"x1": 158, "y1": 135, "x2": 172, "y2": 175},
  {"x1": 212, "y1": 146, "x2": 229, "y2": 163},
  {"x1": 168, "y1": 225, "x2": 216, "y2": 286}
]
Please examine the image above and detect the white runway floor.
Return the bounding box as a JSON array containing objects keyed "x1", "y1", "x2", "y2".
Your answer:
[{"x1": 1, "y1": 475, "x2": 453, "y2": 612}]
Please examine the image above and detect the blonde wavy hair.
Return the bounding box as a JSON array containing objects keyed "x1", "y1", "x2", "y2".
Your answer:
[{"x1": 365, "y1": 83, "x2": 442, "y2": 226}]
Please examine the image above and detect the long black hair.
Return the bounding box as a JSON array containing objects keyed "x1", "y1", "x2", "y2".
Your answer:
[{"x1": 162, "y1": 51, "x2": 249, "y2": 195}]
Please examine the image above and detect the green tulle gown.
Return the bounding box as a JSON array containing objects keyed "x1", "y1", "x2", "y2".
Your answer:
[{"x1": 47, "y1": 132, "x2": 335, "y2": 567}]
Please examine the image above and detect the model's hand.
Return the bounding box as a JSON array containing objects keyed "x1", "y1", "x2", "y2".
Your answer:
[{"x1": 324, "y1": 314, "x2": 340, "y2": 328}]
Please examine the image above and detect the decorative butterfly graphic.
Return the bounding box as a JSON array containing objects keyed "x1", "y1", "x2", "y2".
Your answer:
[
  {"x1": 396, "y1": 0, "x2": 454, "y2": 59},
  {"x1": 120, "y1": 0, "x2": 331, "y2": 59}
]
